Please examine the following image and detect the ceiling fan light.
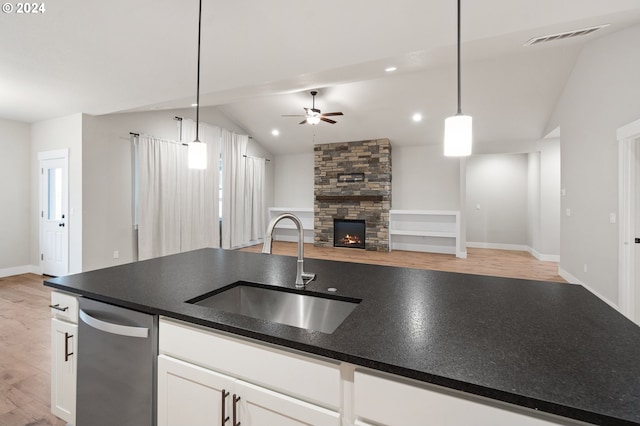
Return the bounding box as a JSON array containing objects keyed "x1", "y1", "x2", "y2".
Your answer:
[
  {"x1": 307, "y1": 115, "x2": 321, "y2": 125},
  {"x1": 188, "y1": 140, "x2": 207, "y2": 169},
  {"x1": 444, "y1": 114, "x2": 472, "y2": 157}
]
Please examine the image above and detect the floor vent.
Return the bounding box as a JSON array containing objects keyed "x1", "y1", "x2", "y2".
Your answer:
[{"x1": 525, "y1": 24, "x2": 610, "y2": 46}]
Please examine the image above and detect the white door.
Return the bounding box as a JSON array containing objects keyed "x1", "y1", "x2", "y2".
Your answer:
[{"x1": 40, "y1": 154, "x2": 69, "y2": 276}]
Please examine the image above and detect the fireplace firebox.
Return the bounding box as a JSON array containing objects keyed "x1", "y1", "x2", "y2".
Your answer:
[{"x1": 333, "y1": 219, "x2": 366, "y2": 249}]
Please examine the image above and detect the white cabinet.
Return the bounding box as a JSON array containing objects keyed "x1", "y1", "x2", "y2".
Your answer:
[
  {"x1": 389, "y1": 210, "x2": 465, "y2": 258},
  {"x1": 158, "y1": 318, "x2": 341, "y2": 426},
  {"x1": 50, "y1": 291, "x2": 78, "y2": 424},
  {"x1": 158, "y1": 355, "x2": 340, "y2": 426},
  {"x1": 158, "y1": 355, "x2": 234, "y2": 426},
  {"x1": 353, "y1": 370, "x2": 575, "y2": 426},
  {"x1": 234, "y1": 379, "x2": 340, "y2": 426}
]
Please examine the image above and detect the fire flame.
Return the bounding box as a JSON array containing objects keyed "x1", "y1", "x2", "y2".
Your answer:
[{"x1": 339, "y1": 233, "x2": 362, "y2": 246}]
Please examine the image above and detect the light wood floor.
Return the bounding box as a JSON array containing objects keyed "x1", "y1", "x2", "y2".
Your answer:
[
  {"x1": 0, "y1": 273, "x2": 65, "y2": 426},
  {"x1": 0, "y1": 247, "x2": 563, "y2": 425},
  {"x1": 240, "y1": 243, "x2": 566, "y2": 283}
]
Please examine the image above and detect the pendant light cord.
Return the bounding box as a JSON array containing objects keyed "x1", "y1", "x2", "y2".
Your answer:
[
  {"x1": 457, "y1": 0, "x2": 462, "y2": 115},
  {"x1": 195, "y1": 0, "x2": 202, "y2": 142}
]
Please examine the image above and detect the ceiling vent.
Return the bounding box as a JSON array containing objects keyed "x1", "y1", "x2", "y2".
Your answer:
[{"x1": 524, "y1": 24, "x2": 610, "y2": 46}]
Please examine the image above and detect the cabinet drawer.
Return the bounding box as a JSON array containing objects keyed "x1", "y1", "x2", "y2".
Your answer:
[
  {"x1": 354, "y1": 370, "x2": 569, "y2": 426},
  {"x1": 159, "y1": 318, "x2": 341, "y2": 409},
  {"x1": 50, "y1": 291, "x2": 79, "y2": 323}
]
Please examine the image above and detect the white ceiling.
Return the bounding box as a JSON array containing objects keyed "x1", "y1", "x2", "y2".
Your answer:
[{"x1": 2, "y1": 0, "x2": 640, "y2": 154}]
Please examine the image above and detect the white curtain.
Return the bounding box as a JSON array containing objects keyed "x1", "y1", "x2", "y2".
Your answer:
[
  {"x1": 137, "y1": 121, "x2": 221, "y2": 260},
  {"x1": 244, "y1": 157, "x2": 266, "y2": 242},
  {"x1": 138, "y1": 135, "x2": 182, "y2": 260},
  {"x1": 181, "y1": 119, "x2": 221, "y2": 251},
  {"x1": 221, "y1": 130, "x2": 248, "y2": 249}
]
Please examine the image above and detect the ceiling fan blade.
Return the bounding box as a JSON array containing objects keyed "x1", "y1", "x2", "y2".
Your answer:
[
  {"x1": 321, "y1": 117, "x2": 337, "y2": 124},
  {"x1": 322, "y1": 112, "x2": 343, "y2": 117},
  {"x1": 299, "y1": 119, "x2": 308, "y2": 125}
]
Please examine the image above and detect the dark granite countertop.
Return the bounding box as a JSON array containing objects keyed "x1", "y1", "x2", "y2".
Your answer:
[{"x1": 44, "y1": 248, "x2": 640, "y2": 425}]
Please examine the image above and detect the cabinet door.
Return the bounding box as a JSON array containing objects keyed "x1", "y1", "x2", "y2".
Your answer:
[
  {"x1": 354, "y1": 371, "x2": 565, "y2": 426},
  {"x1": 50, "y1": 318, "x2": 77, "y2": 424},
  {"x1": 233, "y1": 380, "x2": 340, "y2": 426},
  {"x1": 158, "y1": 355, "x2": 235, "y2": 426}
]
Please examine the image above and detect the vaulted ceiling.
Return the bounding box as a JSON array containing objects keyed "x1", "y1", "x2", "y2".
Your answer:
[{"x1": 2, "y1": 0, "x2": 640, "y2": 154}]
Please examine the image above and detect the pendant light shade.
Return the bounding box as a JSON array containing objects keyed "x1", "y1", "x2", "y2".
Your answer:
[
  {"x1": 188, "y1": 138, "x2": 207, "y2": 169},
  {"x1": 444, "y1": 0, "x2": 472, "y2": 157},
  {"x1": 444, "y1": 114, "x2": 472, "y2": 156},
  {"x1": 188, "y1": 0, "x2": 207, "y2": 169}
]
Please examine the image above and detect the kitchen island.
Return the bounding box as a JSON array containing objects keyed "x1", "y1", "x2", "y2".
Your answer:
[{"x1": 45, "y1": 248, "x2": 640, "y2": 425}]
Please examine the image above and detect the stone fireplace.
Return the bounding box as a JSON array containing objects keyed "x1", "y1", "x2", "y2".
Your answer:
[{"x1": 314, "y1": 138, "x2": 391, "y2": 251}]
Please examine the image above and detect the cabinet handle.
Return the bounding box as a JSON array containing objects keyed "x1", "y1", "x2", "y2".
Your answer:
[
  {"x1": 49, "y1": 303, "x2": 69, "y2": 312},
  {"x1": 232, "y1": 394, "x2": 241, "y2": 426},
  {"x1": 221, "y1": 389, "x2": 229, "y2": 425},
  {"x1": 64, "y1": 332, "x2": 74, "y2": 362}
]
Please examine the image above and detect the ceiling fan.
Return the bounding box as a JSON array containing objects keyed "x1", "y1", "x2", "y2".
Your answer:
[{"x1": 282, "y1": 91, "x2": 344, "y2": 125}]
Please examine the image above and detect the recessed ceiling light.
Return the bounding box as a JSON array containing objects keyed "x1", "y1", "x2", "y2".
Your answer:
[
  {"x1": 191, "y1": 103, "x2": 198, "y2": 107},
  {"x1": 271, "y1": 129, "x2": 280, "y2": 136},
  {"x1": 385, "y1": 66, "x2": 397, "y2": 72},
  {"x1": 412, "y1": 113, "x2": 423, "y2": 122}
]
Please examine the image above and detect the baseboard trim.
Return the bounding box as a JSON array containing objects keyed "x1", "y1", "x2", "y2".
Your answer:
[
  {"x1": 558, "y1": 267, "x2": 621, "y2": 312},
  {"x1": 466, "y1": 242, "x2": 529, "y2": 251},
  {"x1": 0, "y1": 265, "x2": 41, "y2": 278},
  {"x1": 529, "y1": 248, "x2": 560, "y2": 263},
  {"x1": 466, "y1": 242, "x2": 559, "y2": 262}
]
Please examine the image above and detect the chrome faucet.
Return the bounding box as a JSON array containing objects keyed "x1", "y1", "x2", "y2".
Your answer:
[{"x1": 262, "y1": 213, "x2": 316, "y2": 288}]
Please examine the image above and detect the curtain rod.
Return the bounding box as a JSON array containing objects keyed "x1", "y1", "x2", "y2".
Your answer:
[
  {"x1": 243, "y1": 154, "x2": 270, "y2": 162},
  {"x1": 129, "y1": 132, "x2": 139, "y2": 137},
  {"x1": 174, "y1": 116, "x2": 182, "y2": 121}
]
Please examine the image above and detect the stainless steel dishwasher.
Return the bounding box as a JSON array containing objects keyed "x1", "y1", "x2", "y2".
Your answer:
[{"x1": 77, "y1": 297, "x2": 157, "y2": 426}]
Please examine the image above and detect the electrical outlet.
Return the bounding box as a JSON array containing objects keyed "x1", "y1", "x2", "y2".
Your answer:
[
  {"x1": 566, "y1": 208, "x2": 571, "y2": 217},
  {"x1": 583, "y1": 264, "x2": 588, "y2": 273},
  {"x1": 113, "y1": 250, "x2": 119, "y2": 259},
  {"x1": 610, "y1": 213, "x2": 616, "y2": 224}
]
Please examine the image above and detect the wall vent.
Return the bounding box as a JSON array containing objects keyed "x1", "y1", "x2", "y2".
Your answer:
[{"x1": 524, "y1": 24, "x2": 610, "y2": 46}]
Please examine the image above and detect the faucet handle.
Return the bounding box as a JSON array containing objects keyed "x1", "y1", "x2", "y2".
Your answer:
[{"x1": 299, "y1": 272, "x2": 316, "y2": 287}]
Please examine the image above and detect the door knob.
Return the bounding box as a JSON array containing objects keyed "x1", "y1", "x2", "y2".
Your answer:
[
  {"x1": 59, "y1": 223, "x2": 65, "y2": 227},
  {"x1": 635, "y1": 237, "x2": 640, "y2": 244}
]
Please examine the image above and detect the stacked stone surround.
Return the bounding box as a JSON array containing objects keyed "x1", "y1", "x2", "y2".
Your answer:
[{"x1": 314, "y1": 139, "x2": 391, "y2": 251}]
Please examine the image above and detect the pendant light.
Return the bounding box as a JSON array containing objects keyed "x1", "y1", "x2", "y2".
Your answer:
[
  {"x1": 188, "y1": 0, "x2": 207, "y2": 169},
  {"x1": 444, "y1": 0, "x2": 472, "y2": 157}
]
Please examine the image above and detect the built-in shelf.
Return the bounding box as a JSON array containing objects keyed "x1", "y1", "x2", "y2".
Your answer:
[
  {"x1": 389, "y1": 210, "x2": 465, "y2": 258},
  {"x1": 268, "y1": 207, "x2": 314, "y2": 244}
]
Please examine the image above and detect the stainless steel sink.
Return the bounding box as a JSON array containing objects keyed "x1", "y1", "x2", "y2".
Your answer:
[{"x1": 188, "y1": 282, "x2": 360, "y2": 334}]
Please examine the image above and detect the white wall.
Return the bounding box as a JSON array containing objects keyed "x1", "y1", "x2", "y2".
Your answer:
[
  {"x1": 81, "y1": 107, "x2": 273, "y2": 271},
  {"x1": 527, "y1": 151, "x2": 541, "y2": 253},
  {"x1": 538, "y1": 139, "x2": 560, "y2": 258},
  {"x1": 273, "y1": 153, "x2": 314, "y2": 207},
  {"x1": 0, "y1": 118, "x2": 31, "y2": 275},
  {"x1": 392, "y1": 145, "x2": 460, "y2": 210},
  {"x1": 31, "y1": 113, "x2": 83, "y2": 274},
  {"x1": 466, "y1": 154, "x2": 529, "y2": 247},
  {"x1": 272, "y1": 144, "x2": 461, "y2": 211},
  {"x1": 550, "y1": 24, "x2": 640, "y2": 305}
]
